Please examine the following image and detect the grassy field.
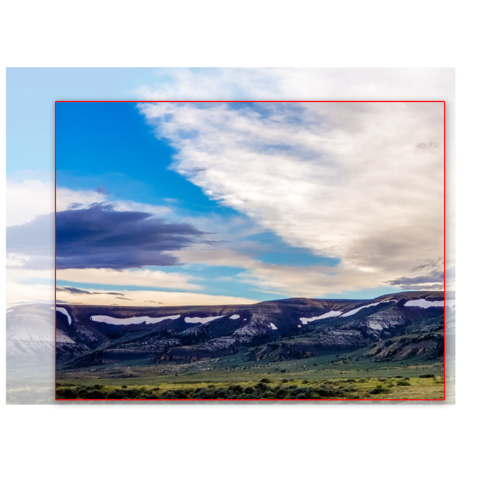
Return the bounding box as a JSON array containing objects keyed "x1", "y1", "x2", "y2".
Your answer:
[
  {"x1": 56, "y1": 375, "x2": 444, "y2": 400},
  {"x1": 56, "y1": 349, "x2": 446, "y2": 400}
]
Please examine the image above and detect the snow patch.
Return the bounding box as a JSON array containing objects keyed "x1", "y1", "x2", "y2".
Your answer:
[
  {"x1": 341, "y1": 300, "x2": 395, "y2": 318},
  {"x1": 300, "y1": 310, "x2": 342, "y2": 325},
  {"x1": 298, "y1": 325, "x2": 302, "y2": 328},
  {"x1": 269, "y1": 322, "x2": 277, "y2": 330},
  {"x1": 404, "y1": 299, "x2": 455, "y2": 310},
  {"x1": 91, "y1": 314, "x2": 180, "y2": 325},
  {"x1": 185, "y1": 315, "x2": 225, "y2": 324},
  {"x1": 51, "y1": 307, "x2": 72, "y2": 325},
  {"x1": 229, "y1": 314, "x2": 240, "y2": 320}
]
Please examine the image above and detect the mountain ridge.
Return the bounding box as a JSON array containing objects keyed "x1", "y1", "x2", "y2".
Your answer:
[{"x1": 7, "y1": 290, "x2": 453, "y2": 375}]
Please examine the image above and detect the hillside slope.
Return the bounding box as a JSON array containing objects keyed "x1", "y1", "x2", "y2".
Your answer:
[{"x1": 7, "y1": 291, "x2": 453, "y2": 374}]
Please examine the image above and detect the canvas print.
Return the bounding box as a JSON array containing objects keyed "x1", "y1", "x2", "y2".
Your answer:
[{"x1": 46, "y1": 100, "x2": 448, "y2": 401}]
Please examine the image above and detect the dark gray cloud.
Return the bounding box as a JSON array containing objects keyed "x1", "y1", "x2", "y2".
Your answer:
[
  {"x1": 395, "y1": 283, "x2": 445, "y2": 291},
  {"x1": 56, "y1": 286, "x2": 127, "y2": 296},
  {"x1": 387, "y1": 269, "x2": 444, "y2": 290},
  {"x1": 8, "y1": 203, "x2": 205, "y2": 270},
  {"x1": 56, "y1": 286, "x2": 92, "y2": 295}
]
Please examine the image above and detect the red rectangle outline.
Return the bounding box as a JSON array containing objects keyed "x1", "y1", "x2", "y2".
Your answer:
[{"x1": 54, "y1": 100, "x2": 447, "y2": 402}]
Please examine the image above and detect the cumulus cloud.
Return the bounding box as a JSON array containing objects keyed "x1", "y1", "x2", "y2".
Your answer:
[
  {"x1": 7, "y1": 203, "x2": 206, "y2": 270},
  {"x1": 139, "y1": 101, "x2": 445, "y2": 294}
]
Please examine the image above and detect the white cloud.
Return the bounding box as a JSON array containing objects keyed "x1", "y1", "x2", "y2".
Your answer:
[
  {"x1": 7, "y1": 180, "x2": 173, "y2": 228},
  {"x1": 69, "y1": 290, "x2": 257, "y2": 307},
  {"x1": 110, "y1": 199, "x2": 172, "y2": 217},
  {"x1": 136, "y1": 68, "x2": 454, "y2": 102},
  {"x1": 6, "y1": 68, "x2": 454, "y2": 305},
  {"x1": 6, "y1": 281, "x2": 256, "y2": 308},
  {"x1": 238, "y1": 262, "x2": 396, "y2": 297},
  {"x1": 139, "y1": 101, "x2": 445, "y2": 294},
  {"x1": 136, "y1": 68, "x2": 281, "y2": 101},
  {"x1": 6, "y1": 180, "x2": 106, "y2": 226},
  {"x1": 173, "y1": 245, "x2": 392, "y2": 297},
  {"x1": 174, "y1": 245, "x2": 254, "y2": 269},
  {"x1": 6, "y1": 263, "x2": 206, "y2": 306},
  {"x1": 6, "y1": 263, "x2": 258, "y2": 308},
  {"x1": 6, "y1": 253, "x2": 31, "y2": 267},
  {"x1": 136, "y1": 68, "x2": 455, "y2": 292},
  {"x1": 6, "y1": 280, "x2": 54, "y2": 308},
  {"x1": 56, "y1": 268, "x2": 202, "y2": 291}
]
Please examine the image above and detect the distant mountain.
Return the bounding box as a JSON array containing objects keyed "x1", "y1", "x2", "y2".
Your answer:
[{"x1": 5, "y1": 290, "x2": 454, "y2": 372}]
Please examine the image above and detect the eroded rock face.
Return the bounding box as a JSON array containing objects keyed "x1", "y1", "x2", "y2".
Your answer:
[
  {"x1": 313, "y1": 330, "x2": 368, "y2": 347},
  {"x1": 250, "y1": 329, "x2": 368, "y2": 361},
  {"x1": 343, "y1": 308, "x2": 408, "y2": 333},
  {"x1": 231, "y1": 312, "x2": 276, "y2": 343},
  {"x1": 364, "y1": 333, "x2": 444, "y2": 362},
  {"x1": 159, "y1": 341, "x2": 238, "y2": 363}
]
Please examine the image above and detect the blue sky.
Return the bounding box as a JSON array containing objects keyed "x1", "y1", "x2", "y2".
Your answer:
[
  {"x1": 8, "y1": 69, "x2": 164, "y2": 180},
  {"x1": 53, "y1": 101, "x2": 357, "y2": 301},
  {"x1": 56, "y1": 102, "x2": 237, "y2": 215},
  {"x1": 6, "y1": 68, "x2": 446, "y2": 306}
]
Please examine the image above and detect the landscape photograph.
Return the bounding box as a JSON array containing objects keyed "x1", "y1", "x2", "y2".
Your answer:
[
  {"x1": 8, "y1": 98, "x2": 451, "y2": 401},
  {"x1": 2, "y1": 10, "x2": 492, "y2": 500}
]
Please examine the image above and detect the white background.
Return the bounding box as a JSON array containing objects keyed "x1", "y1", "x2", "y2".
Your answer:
[{"x1": 2, "y1": 49, "x2": 498, "y2": 452}]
